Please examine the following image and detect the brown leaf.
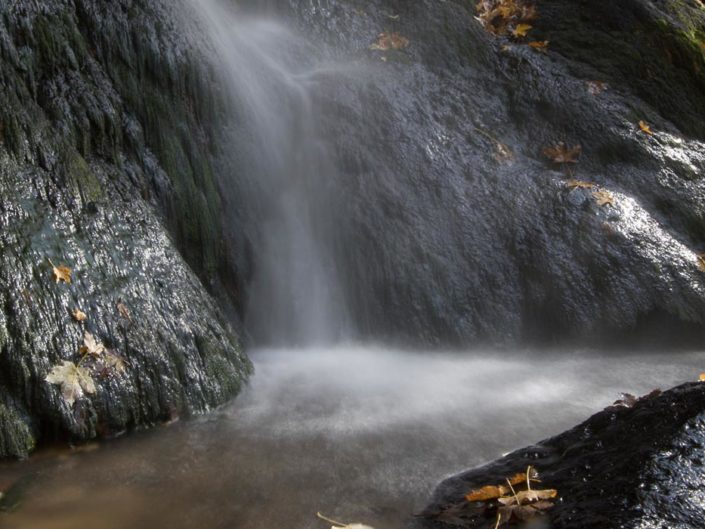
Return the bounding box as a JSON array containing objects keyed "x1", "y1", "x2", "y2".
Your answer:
[
  {"x1": 465, "y1": 485, "x2": 508, "y2": 502},
  {"x1": 498, "y1": 488, "x2": 558, "y2": 506},
  {"x1": 79, "y1": 331, "x2": 105, "y2": 359},
  {"x1": 528, "y1": 40, "x2": 549, "y2": 52},
  {"x1": 696, "y1": 253, "x2": 705, "y2": 272},
  {"x1": 543, "y1": 143, "x2": 582, "y2": 164},
  {"x1": 72, "y1": 308, "x2": 88, "y2": 322},
  {"x1": 565, "y1": 179, "x2": 595, "y2": 190},
  {"x1": 638, "y1": 120, "x2": 654, "y2": 136},
  {"x1": 587, "y1": 80, "x2": 608, "y2": 95},
  {"x1": 45, "y1": 361, "x2": 96, "y2": 406},
  {"x1": 370, "y1": 32, "x2": 409, "y2": 51},
  {"x1": 593, "y1": 190, "x2": 615, "y2": 207},
  {"x1": 49, "y1": 260, "x2": 72, "y2": 285},
  {"x1": 117, "y1": 301, "x2": 132, "y2": 321}
]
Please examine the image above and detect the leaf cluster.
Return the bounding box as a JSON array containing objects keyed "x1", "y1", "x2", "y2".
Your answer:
[{"x1": 475, "y1": 0, "x2": 536, "y2": 38}]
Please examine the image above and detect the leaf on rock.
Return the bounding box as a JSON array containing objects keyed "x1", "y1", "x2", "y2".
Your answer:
[
  {"x1": 72, "y1": 308, "x2": 88, "y2": 322},
  {"x1": 587, "y1": 80, "x2": 608, "y2": 95},
  {"x1": 369, "y1": 32, "x2": 409, "y2": 51},
  {"x1": 103, "y1": 350, "x2": 128, "y2": 374},
  {"x1": 528, "y1": 40, "x2": 549, "y2": 52},
  {"x1": 498, "y1": 489, "x2": 558, "y2": 506},
  {"x1": 49, "y1": 259, "x2": 72, "y2": 285},
  {"x1": 565, "y1": 179, "x2": 595, "y2": 190},
  {"x1": 638, "y1": 120, "x2": 654, "y2": 136},
  {"x1": 117, "y1": 301, "x2": 132, "y2": 321},
  {"x1": 696, "y1": 253, "x2": 705, "y2": 272},
  {"x1": 511, "y1": 23, "x2": 532, "y2": 37},
  {"x1": 45, "y1": 361, "x2": 96, "y2": 406},
  {"x1": 543, "y1": 143, "x2": 582, "y2": 164},
  {"x1": 593, "y1": 190, "x2": 615, "y2": 207},
  {"x1": 466, "y1": 485, "x2": 509, "y2": 502},
  {"x1": 80, "y1": 331, "x2": 105, "y2": 359}
]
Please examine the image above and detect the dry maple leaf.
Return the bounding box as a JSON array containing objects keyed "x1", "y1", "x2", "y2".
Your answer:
[
  {"x1": 72, "y1": 308, "x2": 88, "y2": 322},
  {"x1": 498, "y1": 488, "x2": 557, "y2": 506},
  {"x1": 369, "y1": 32, "x2": 409, "y2": 51},
  {"x1": 543, "y1": 143, "x2": 582, "y2": 164},
  {"x1": 593, "y1": 190, "x2": 615, "y2": 207},
  {"x1": 45, "y1": 361, "x2": 96, "y2": 406},
  {"x1": 638, "y1": 120, "x2": 654, "y2": 136},
  {"x1": 48, "y1": 259, "x2": 72, "y2": 284},
  {"x1": 528, "y1": 40, "x2": 549, "y2": 52},
  {"x1": 79, "y1": 331, "x2": 105, "y2": 359},
  {"x1": 565, "y1": 179, "x2": 595, "y2": 190}
]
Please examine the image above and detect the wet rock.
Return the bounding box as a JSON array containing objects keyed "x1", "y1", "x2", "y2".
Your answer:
[
  {"x1": 410, "y1": 382, "x2": 705, "y2": 529},
  {"x1": 0, "y1": 0, "x2": 251, "y2": 458}
]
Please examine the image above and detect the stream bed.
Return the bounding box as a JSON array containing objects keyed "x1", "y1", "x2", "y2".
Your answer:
[{"x1": 0, "y1": 347, "x2": 702, "y2": 529}]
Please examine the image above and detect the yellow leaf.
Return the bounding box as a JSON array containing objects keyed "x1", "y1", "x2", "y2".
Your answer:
[
  {"x1": 72, "y1": 308, "x2": 87, "y2": 322},
  {"x1": 638, "y1": 120, "x2": 654, "y2": 136},
  {"x1": 699, "y1": 373, "x2": 705, "y2": 382},
  {"x1": 512, "y1": 24, "x2": 533, "y2": 37},
  {"x1": 565, "y1": 179, "x2": 595, "y2": 190},
  {"x1": 593, "y1": 190, "x2": 615, "y2": 207},
  {"x1": 49, "y1": 259, "x2": 72, "y2": 284},
  {"x1": 528, "y1": 40, "x2": 549, "y2": 52}
]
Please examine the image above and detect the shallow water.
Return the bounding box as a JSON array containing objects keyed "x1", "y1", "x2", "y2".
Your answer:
[{"x1": 1, "y1": 347, "x2": 702, "y2": 529}]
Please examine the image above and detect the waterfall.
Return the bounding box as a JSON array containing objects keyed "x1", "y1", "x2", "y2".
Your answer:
[{"x1": 191, "y1": 0, "x2": 347, "y2": 346}]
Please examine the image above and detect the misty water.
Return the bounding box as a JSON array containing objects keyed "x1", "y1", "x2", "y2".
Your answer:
[
  {"x1": 1, "y1": 1, "x2": 703, "y2": 528},
  {"x1": 1, "y1": 348, "x2": 703, "y2": 529}
]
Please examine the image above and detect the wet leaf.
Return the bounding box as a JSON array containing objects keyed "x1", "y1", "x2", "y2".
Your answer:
[
  {"x1": 511, "y1": 23, "x2": 532, "y2": 37},
  {"x1": 117, "y1": 301, "x2": 132, "y2": 321},
  {"x1": 369, "y1": 32, "x2": 409, "y2": 51},
  {"x1": 79, "y1": 332, "x2": 105, "y2": 359},
  {"x1": 103, "y1": 350, "x2": 128, "y2": 374},
  {"x1": 498, "y1": 489, "x2": 558, "y2": 506},
  {"x1": 543, "y1": 143, "x2": 582, "y2": 164},
  {"x1": 593, "y1": 190, "x2": 615, "y2": 207},
  {"x1": 49, "y1": 260, "x2": 72, "y2": 284},
  {"x1": 587, "y1": 80, "x2": 608, "y2": 95},
  {"x1": 466, "y1": 485, "x2": 509, "y2": 502},
  {"x1": 72, "y1": 308, "x2": 87, "y2": 322},
  {"x1": 528, "y1": 40, "x2": 549, "y2": 52},
  {"x1": 565, "y1": 179, "x2": 595, "y2": 190},
  {"x1": 45, "y1": 361, "x2": 96, "y2": 406},
  {"x1": 639, "y1": 120, "x2": 654, "y2": 136},
  {"x1": 696, "y1": 253, "x2": 705, "y2": 272}
]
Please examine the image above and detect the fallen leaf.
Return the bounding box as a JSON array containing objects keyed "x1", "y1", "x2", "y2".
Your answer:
[
  {"x1": 72, "y1": 308, "x2": 87, "y2": 322},
  {"x1": 498, "y1": 488, "x2": 558, "y2": 506},
  {"x1": 697, "y1": 253, "x2": 705, "y2": 272},
  {"x1": 79, "y1": 331, "x2": 105, "y2": 359},
  {"x1": 466, "y1": 485, "x2": 509, "y2": 502},
  {"x1": 587, "y1": 80, "x2": 608, "y2": 95},
  {"x1": 369, "y1": 32, "x2": 409, "y2": 51},
  {"x1": 512, "y1": 23, "x2": 532, "y2": 37},
  {"x1": 593, "y1": 190, "x2": 615, "y2": 207},
  {"x1": 117, "y1": 301, "x2": 132, "y2": 321},
  {"x1": 49, "y1": 259, "x2": 72, "y2": 285},
  {"x1": 638, "y1": 120, "x2": 654, "y2": 136},
  {"x1": 543, "y1": 143, "x2": 582, "y2": 164},
  {"x1": 45, "y1": 361, "x2": 96, "y2": 406},
  {"x1": 565, "y1": 179, "x2": 595, "y2": 190},
  {"x1": 103, "y1": 350, "x2": 128, "y2": 374},
  {"x1": 528, "y1": 40, "x2": 549, "y2": 52}
]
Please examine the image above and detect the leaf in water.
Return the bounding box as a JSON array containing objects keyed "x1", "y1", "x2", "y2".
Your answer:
[
  {"x1": 593, "y1": 190, "x2": 615, "y2": 207},
  {"x1": 72, "y1": 308, "x2": 88, "y2": 322},
  {"x1": 542, "y1": 143, "x2": 582, "y2": 164},
  {"x1": 48, "y1": 259, "x2": 72, "y2": 285},
  {"x1": 369, "y1": 32, "x2": 409, "y2": 51},
  {"x1": 45, "y1": 361, "x2": 96, "y2": 406},
  {"x1": 565, "y1": 179, "x2": 595, "y2": 190},
  {"x1": 80, "y1": 331, "x2": 105, "y2": 359},
  {"x1": 638, "y1": 120, "x2": 654, "y2": 136}
]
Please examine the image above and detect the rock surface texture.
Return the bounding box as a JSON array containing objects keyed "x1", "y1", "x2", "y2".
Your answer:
[
  {"x1": 0, "y1": 0, "x2": 251, "y2": 458},
  {"x1": 411, "y1": 382, "x2": 705, "y2": 529}
]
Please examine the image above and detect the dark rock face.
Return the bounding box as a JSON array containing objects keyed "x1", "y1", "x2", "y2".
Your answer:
[
  {"x1": 0, "y1": 0, "x2": 251, "y2": 458},
  {"x1": 260, "y1": 0, "x2": 705, "y2": 347},
  {"x1": 411, "y1": 382, "x2": 705, "y2": 529}
]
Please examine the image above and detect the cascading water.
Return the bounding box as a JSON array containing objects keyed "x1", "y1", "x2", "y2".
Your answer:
[{"x1": 193, "y1": 0, "x2": 348, "y2": 346}]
